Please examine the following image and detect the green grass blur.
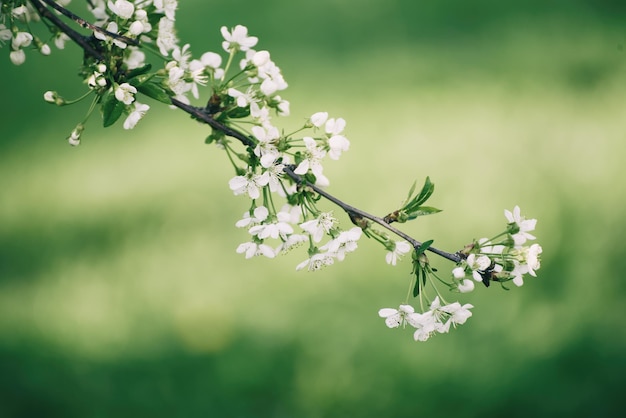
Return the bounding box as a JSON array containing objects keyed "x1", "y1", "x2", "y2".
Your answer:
[{"x1": 1, "y1": 1, "x2": 625, "y2": 417}]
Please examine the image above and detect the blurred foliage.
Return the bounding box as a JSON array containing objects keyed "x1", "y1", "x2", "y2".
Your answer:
[{"x1": 1, "y1": 0, "x2": 625, "y2": 417}]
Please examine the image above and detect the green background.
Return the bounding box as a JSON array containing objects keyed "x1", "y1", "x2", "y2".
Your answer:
[{"x1": 1, "y1": 1, "x2": 625, "y2": 416}]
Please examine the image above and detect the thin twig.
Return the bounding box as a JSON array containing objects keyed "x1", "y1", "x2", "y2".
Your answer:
[
  {"x1": 39, "y1": 0, "x2": 139, "y2": 46},
  {"x1": 29, "y1": 0, "x2": 105, "y2": 61}
]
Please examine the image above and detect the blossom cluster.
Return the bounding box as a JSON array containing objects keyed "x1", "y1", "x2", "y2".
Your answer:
[
  {"x1": 451, "y1": 205, "x2": 542, "y2": 290},
  {"x1": 1, "y1": 1, "x2": 47, "y2": 65},
  {"x1": 377, "y1": 205, "x2": 541, "y2": 342},
  {"x1": 379, "y1": 298, "x2": 473, "y2": 342}
]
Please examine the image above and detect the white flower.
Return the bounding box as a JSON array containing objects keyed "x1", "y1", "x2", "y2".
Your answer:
[
  {"x1": 294, "y1": 137, "x2": 329, "y2": 186},
  {"x1": 378, "y1": 304, "x2": 419, "y2": 328},
  {"x1": 107, "y1": 0, "x2": 134, "y2": 20},
  {"x1": 276, "y1": 98, "x2": 290, "y2": 116},
  {"x1": 275, "y1": 234, "x2": 308, "y2": 254},
  {"x1": 509, "y1": 261, "x2": 527, "y2": 287},
  {"x1": 257, "y1": 163, "x2": 284, "y2": 192},
  {"x1": 327, "y1": 135, "x2": 350, "y2": 160},
  {"x1": 457, "y1": 279, "x2": 475, "y2": 293},
  {"x1": 54, "y1": 33, "x2": 70, "y2": 49},
  {"x1": 229, "y1": 171, "x2": 264, "y2": 199},
  {"x1": 11, "y1": 32, "x2": 33, "y2": 49},
  {"x1": 94, "y1": 21, "x2": 127, "y2": 48},
  {"x1": 228, "y1": 87, "x2": 255, "y2": 108},
  {"x1": 319, "y1": 227, "x2": 362, "y2": 261},
  {"x1": 385, "y1": 241, "x2": 411, "y2": 266},
  {"x1": 441, "y1": 302, "x2": 474, "y2": 325},
  {"x1": 11, "y1": 5, "x2": 29, "y2": 18},
  {"x1": 236, "y1": 206, "x2": 269, "y2": 228},
  {"x1": 310, "y1": 112, "x2": 328, "y2": 127},
  {"x1": 466, "y1": 253, "x2": 491, "y2": 282},
  {"x1": 0, "y1": 24, "x2": 13, "y2": 42},
  {"x1": 250, "y1": 102, "x2": 270, "y2": 123},
  {"x1": 188, "y1": 60, "x2": 208, "y2": 98},
  {"x1": 249, "y1": 211, "x2": 294, "y2": 240},
  {"x1": 123, "y1": 102, "x2": 149, "y2": 129},
  {"x1": 452, "y1": 266, "x2": 465, "y2": 279},
  {"x1": 154, "y1": 0, "x2": 178, "y2": 21},
  {"x1": 409, "y1": 311, "x2": 437, "y2": 341},
  {"x1": 505, "y1": 205, "x2": 537, "y2": 246},
  {"x1": 236, "y1": 241, "x2": 275, "y2": 259},
  {"x1": 201, "y1": 51, "x2": 222, "y2": 69},
  {"x1": 156, "y1": 17, "x2": 178, "y2": 56},
  {"x1": 252, "y1": 125, "x2": 280, "y2": 167},
  {"x1": 88, "y1": 0, "x2": 109, "y2": 22},
  {"x1": 325, "y1": 117, "x2": 346, "y2": 135},
  {"x1": 525, "y1": 243, "x2": 542, "y2": 276},
  {"x1": 40, "y1": 44, "x2": 51, "y2": 55},
  {"x1": 172, "y1": 43, "x2": 191, "y2": 67},
  {"x1": 124, "y1": 48, "x2": 145, "y2": 69},
  {"x1": 132, "y1": 10, "x2": 152, "y2": 34},
  {"x1": 295, "y1": 252, "x2": 335, "y2": 271},
  {"x1": 115, "y1": 82, "x2": 137, "y2": 104},
  {"x1": 221, "y1": 25, "x2": 258, "y2": 52},
  {"x1": 299, "y1": 212, "x2": 336, "y2": 243}
]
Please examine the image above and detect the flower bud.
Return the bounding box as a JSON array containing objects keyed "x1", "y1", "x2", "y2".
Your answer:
[
  {"x1": 201, "y1": 51, "x2": 222, "y2": 69},
  {"x1": 9, "y1": 49, "x2": 26, "y2": 65},
  {"x1": 457, "y1": 279, "x2": 475, "y2": 293},
  {"x1": 40, "y1": 43, "x2": 51, "y2": 55},
  {"x1": 67, "y1": 124, "x2": 84, "y2": 147},
  {"x1": 252, "y1": 50, "x2": 270, "y2": 67},
  {"x1": 43, "y1": 91, "x2": 65, "y2": 105},
  {"x1": 128, "y1": 21, "x2": 144, "y2": 36}
]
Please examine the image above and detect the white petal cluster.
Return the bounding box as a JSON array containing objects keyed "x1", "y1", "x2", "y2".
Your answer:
[
  {"x1": 451, "y1": 206, "x2": 542, "y2": 289},
  {"x1": 378, "y1": 297, "x2": 474, "y2": 342},
  {"x1": 221, "y1": 25, "x2": 258, "y2": 53},
  {"x1": 385, "y1": 241, "x2": 412, "y2": 266}
]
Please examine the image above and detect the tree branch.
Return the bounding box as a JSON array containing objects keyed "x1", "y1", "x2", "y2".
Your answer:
[
  {"x1": 29, "y1": 0, "x2": 106, "y2": 61},
  {"x1": 29, "y1": 0, "x2": 463, "y2": 266},
  {"x1": 169, "y1": 98, "x2": 462, "y2": 264},
  {"x1": 38, "y1": 0, "x2": 139, "y2": 46}
]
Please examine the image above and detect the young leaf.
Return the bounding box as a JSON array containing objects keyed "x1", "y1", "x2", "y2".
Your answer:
[
  {"x1": 406, "y1": 206, "x2": 442, "y2": 220},
  {"x1": 101, "y1": 90, "x2": 126, "y2": 127},
  {"x1": 415, "y1": 239, "x2": 434, "y2": 256},
  {"x1": 413, "y1": 266, "x2": 421, "y2": 297},
  {"x1": 137, "y1": 82, "x2": 172, "y2": 104},
  {"x1": 410, "y1": 176, "x2": 435, "y2": 209},
  {"x1": 126, "y1": 64, "x2": 152, "y2": 80}
]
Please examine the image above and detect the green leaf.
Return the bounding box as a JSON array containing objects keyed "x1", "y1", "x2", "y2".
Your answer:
[
  {"x1": 413, "y1": 267, "x2": 421, "y2": 297},
  {"x1": 101, "y1": 90, "x2": 126, "y2": 127},
  {"x1": 415, "y1": 239, "x2": 434, "y2": 256},
  {"x1": 409, "y1": 176, "x2": 435, "y2": 209},
  {"x1": 125, "y1": 64, "x2": 152, "y2": 80},
  {"x1": 137, "y1": 82, "x2": 172, "y2": 104},
  {"x1": 406, "y1": 206, "x2": 442, "y2": 220},
  {"x1": 227, "y1": 106, "x2": 251, "y2": 119}
]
